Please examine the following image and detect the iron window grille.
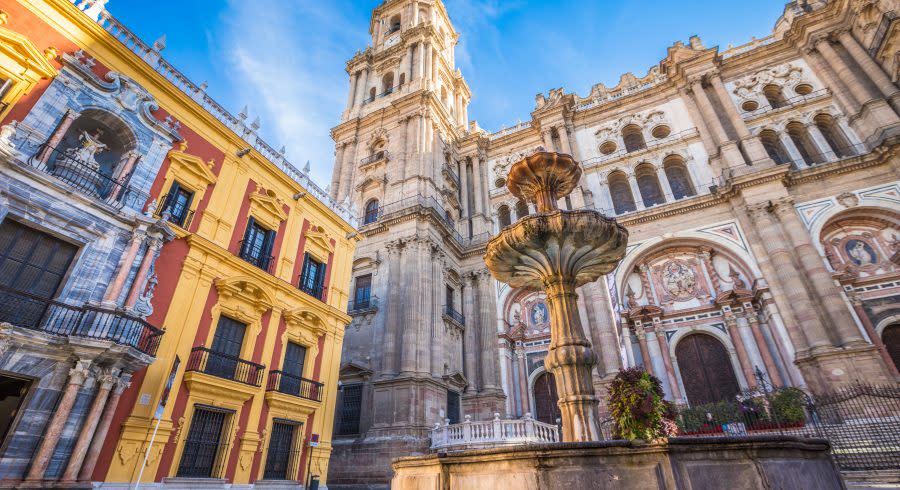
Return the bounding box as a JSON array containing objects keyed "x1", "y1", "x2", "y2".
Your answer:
[
  {"x1": 298, "y1": 253, "x2": 326, "y2": 300},
  {"x1": 337, "y1": 384, "x2": 362, "y2": 435},
  {"x1": 264, "y1": 419, "x2": 304, "y2": 481},
  {"x1": 176, "y1": 405, "x2": 235, "y2": 478}
]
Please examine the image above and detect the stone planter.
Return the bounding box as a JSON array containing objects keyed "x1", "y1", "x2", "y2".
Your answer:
[{"x1": 391, "y1": 436, "x2": 845, "y2": 490}]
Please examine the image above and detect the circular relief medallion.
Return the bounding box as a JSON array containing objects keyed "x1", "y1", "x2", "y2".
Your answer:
[{"x1": 662, "y1": 259, "x2": 698, "y2": 301}]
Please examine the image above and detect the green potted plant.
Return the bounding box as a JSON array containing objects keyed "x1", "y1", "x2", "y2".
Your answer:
[{"x1": 607, "y1": 367, "x2": 676, "y2": 442}]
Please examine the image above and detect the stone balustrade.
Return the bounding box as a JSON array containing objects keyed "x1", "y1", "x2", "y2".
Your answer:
[{"x1": 430, "y1": 413, "x2": 559, "y2": 450}]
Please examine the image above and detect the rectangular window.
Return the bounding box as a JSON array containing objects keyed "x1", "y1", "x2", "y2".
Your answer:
[
  {"x1": 277, "y1": 341, "x2": 308, "y2": 396},
  {"x1": 447, "y1": 390, "x2": 461, "y2": 425},
  {"x1": 0, "y1": 373, "x2": 32, "y2": 450},
  {"x1": 445, "y1": 285, "x2": 454, "y2": 311},
  {"x1": 0, "y1": 77, "x2": 11, "y2": 112},
  {"x1": 337, "y1": 384, "x2": 362, "y2": 435},
  {"x1": 160, "y1": 181, "x2": 194, "y2": 227},
  {"x1": 264, "y1": 419, "x2": 303, "y2": 480},
  {"x1": 353, "y1": 274, "x2": 372, "y2": 309},
  {"x1": 206, "y1": 316, "x2": 247, "y2": 380},
  {"x1": 177, "y1": 405, "x2": 234, "y2": 478},
  {"x1": 298, "y1": 253, "x2": 326, "y2": 300},
  {"x1": 0, "y1": 219, "x2": 78, "y2": 328},
  {"x1": 239, "y1": 217, "x2": 276, "y2": 272}
]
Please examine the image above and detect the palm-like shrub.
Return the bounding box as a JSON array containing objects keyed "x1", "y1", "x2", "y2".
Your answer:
[{"x1": 608, "y1": 367, "x2": 672, "y2": 441}]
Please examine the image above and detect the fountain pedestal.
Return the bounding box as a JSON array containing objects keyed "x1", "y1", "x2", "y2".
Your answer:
[{"x1": 484, "y1": 152, "x2": 627, "y2": 441}]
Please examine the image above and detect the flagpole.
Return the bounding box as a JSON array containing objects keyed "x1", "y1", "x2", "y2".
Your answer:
[{"x1": 133, "y1": 415, "x2": 162, "y2": 490}]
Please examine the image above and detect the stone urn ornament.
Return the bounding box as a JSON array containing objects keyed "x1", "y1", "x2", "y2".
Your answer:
[{"x1": 484, "y1": 151, "x2": 628, "y2": 442}]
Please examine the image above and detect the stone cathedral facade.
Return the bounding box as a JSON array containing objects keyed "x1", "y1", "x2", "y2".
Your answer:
[{"x1": 329, "y1": 0, "x2": 900, "y2": 487}]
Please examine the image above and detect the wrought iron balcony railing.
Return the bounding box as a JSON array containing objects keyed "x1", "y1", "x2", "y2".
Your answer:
[
  {"x1": 153, "y1": 193, "x2": 195, "y2": 229},
  {"x1": 0, "y1": 284, "x2": 163, "y2": 355},
  {"x1": 238, "y1": 241, "x2": 275, "y2": 273},
  {"x1": 266, "y1": 370, "x2": 324, "y2": 402},
  {"x1": 347, "y1": 296, "x2": 378, "y2": 314},
  {"x1": 443, "y1": 164, "x2": 460, "y2": 187},
  {"x1": 444, "y1": 305, "x2": 465, "y2": 326},
  {"x1": 17, "y1": 143, "x2": 150, "y2": 211},
  {"x1": 360, "y1": 150, "x2": 390, "y2": 167},
  {"x1": 186, "y1": 346, "x2": 265, "y2": 387}
]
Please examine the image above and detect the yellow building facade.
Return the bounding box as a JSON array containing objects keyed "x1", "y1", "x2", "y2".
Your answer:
[{"x1": 1, "y1": 0, "x2": 356, "y2": 487}]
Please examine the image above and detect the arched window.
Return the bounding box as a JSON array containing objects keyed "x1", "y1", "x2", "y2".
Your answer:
[
  {"x1": 608, "y1": 171, "x2": 636, "y2": 215},
  {"x1": 759, "y1": 129, "x2": 790, "y2": 165},
  {"x1": 814, "y1": 114, "x2": 852, "y2": 158},
  {"x1": 387, "y1": 14, "x2": 401, "y2": 35},
  {"x1": 382, "y1": 73, "x2": 395, "y2": 94},
  {"x1": 635, "y1": 163, "x2": 665, "y2": 207},
  {"x1": 363, "y1": 199, "x2": 380, "y2": 225},
  {"x1": 663, "y1": 156, "x2": 696, "y2": 200},
  {"x1": 368, "y1": 87, "x2": 376, "y2": 102},
  {"x1": 622, "y1": 124, "x2": 646, "y2": 153},
  {"x1": 515, "y1": 200, "x2": 529, "y2": 220},
  {"x1": 883, "y1": 324, "x2": 900, "y2": 373},
  {"x1": 786, "y1": 122, "x2": 823, "y2": 165},
  {"x1": 763, "y1": 84, "x2": 787, "y2": 109},
  {"x1": 498, "y1": 205, "x2": 511, "y2": 228}
]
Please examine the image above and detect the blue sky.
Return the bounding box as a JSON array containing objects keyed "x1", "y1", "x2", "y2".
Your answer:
[{"x1": 107, "y1": 0, "x2": 789, "y2": 184}]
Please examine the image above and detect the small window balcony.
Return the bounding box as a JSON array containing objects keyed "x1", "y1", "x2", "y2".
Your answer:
[
  {"x1": 185, "y1": 346, "x2": 265, "y2": 387},
  {"x1": 444, "y1": 305, "x2": 465, "y2": 327},
  {"x1": 266, "y1": 370, "x2": 324, "y2": 402},
  {"x1": 238, "y1": 241, "x2": 275, "y2": 273},
  {"x1": 360, "y1": 150, "x2": 390, "y2": 167},
  {"x1": 348, "y1": 296, "x2": 379, "y2": 315}
]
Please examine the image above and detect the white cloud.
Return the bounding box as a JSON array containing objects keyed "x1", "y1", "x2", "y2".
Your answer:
[{"x1": 217, "y1": 0, "x2": 368, "y2": 185}]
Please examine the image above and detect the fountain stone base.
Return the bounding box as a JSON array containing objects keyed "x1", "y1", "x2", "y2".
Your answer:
[{"x1": 391, "y1": 436, "x2": 844, "y2": 490}]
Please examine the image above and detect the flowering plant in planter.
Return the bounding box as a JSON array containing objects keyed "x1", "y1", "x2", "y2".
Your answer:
[{"x1": 608, "y1": 367, "x2": 675, "y2": 441}]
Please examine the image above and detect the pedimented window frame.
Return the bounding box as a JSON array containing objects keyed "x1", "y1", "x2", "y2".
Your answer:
[{"x1": 0, "y1": 15, "x2": 59, "y2": 120}]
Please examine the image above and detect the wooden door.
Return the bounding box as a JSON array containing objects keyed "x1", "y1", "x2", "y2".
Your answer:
[
  {"x1": 883, "y1": 325, "x2": 900, "y2": 373},
  {"x1": 533, "y1": 371, "x2": 561, "y2": 425},
  {"x1": 675, "y1": 333, "x2": 741, "y2": 405}
]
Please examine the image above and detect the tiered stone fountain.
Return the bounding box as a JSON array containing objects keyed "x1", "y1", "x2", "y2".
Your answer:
[
  {"x1": 484, "y1": 151, "x2": 628, "y2": 442},
  {"x1": 390, "y1": 152, "x2": 845, "y2": 490}
]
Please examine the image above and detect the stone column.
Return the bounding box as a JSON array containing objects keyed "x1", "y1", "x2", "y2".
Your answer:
[
  {"x1": 635, "y1": 327, "x2": 653, "y2": 372},
  {"x1": 744, "y1": 309, "x2": 784, "y2": 387},
  {"x1": 779, "y1": 132, "x2": 807, "y2": 167},
  {"x1": 345, "y1": 71, "x2": 358, "y2": 110},
  {"x1": 803, "y1": 47, "x2": 859, "y2": 117},
  {"x1": 654, "y1": 325, "x2": 683, "y2": 402},
  {"x1": 339, "y1": 138, "x2": 358, "y2": 202},
  {"x1": 837, "y1": 30, "x2": 900, "y2": 112},
  {"x1": 431, "y1": 249, "x2": 444, "y2": 377},
  {"x1": 381, "y1": 242, "x2": 403, "y2": 375},
  {"x1": 125, "y1": 236, "x2": 163, "y2": 309},
  {"x1": 657, "y1": 167, "x2": 674, "y2": 202},
  {"x1": 587, "y1": 283, "x2": 623, "y2": 377},
  {"x1": 416, "y1": 42, "x2": 426, "y2": 80},
  {"x1": 400, "y1": 240, "x2": 422, "y2": 375},
  {"x1": 459, "y1": 158, "x2": 470, "y2": 219},
  {"x1": 627, "y1": 174, "x2": 645, "y2": 210},
  {"x1": 37, "y1": 109, "x2": 79, "y2": 164},
  {"x1": 847, "y1": 293, "x2": 900, "y2": 378},
  {"x1": 709, "y1": 75, "x2": 773, "y2": 165},
  {"x1": 103, "y1": 232, "x2": 144, "y2": 305},
  {"x1": 330, "y1": 143, "x2": 346, "y2": 199},
  {"x1": 61, "y1": 371, "x2": 118, "y2": 482},
  {"x1": 689, "y1": 78, "x2": 729, "y2": 145},
  {"x1": 424, "y1": 45, "x2": 433, "y2": 83},
  {"x1": 26, "y1": 360, "x2": 92, "y2": 481},
  {"x1": 110, "y1": 151, "x2": 141, "y2": 199},
  {"x1": 771, "y1": 199, "x2": 866, "y2": 346},
  {"x1": 78, "y1": 375, "x2": 130, "y2": 482},
  {"x1": 355, "y1": 69, "x2": 369, "y2": 106},
  {"x1": 557, "y1": 126, "x2": 573, "y2": 155},
  {"x1": 725, "y1": 313, "x2": 758, "y2": 390},
  {"x1": 463, "y1": 277, "x2": 479, "y2": 392},
  {"x1": 680, "y1": 88, "x2": 719, "y2": 160},
  {"x1": 815, "y1": 38, "x2": 873, "y2": 109},
  {"x1": 806, "y1": 123, "x2": 837, "y2": 162},
  {"x1": 543, "y1": 276, "x2": 601, "y2": 441},
  {"x1": 478, "y1": 271, "x2": 501, "y2": 391},
  {"x1": 746, "y1": 203, "x2": 827, "y2": 352},
  {"x1": 472, "y1": 156, "x2": 485, "y2": 216},
  {"x1": 698, "y1": 249, "x2": 721, "y2": 293},
  {"x1": 621, "y1": 326, "x2": 635, "y2": 367}
]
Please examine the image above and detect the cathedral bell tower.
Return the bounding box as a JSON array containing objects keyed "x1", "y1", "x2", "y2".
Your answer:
[{"x1": 328, "y1": 0, "x2": 504, "y2": 486}]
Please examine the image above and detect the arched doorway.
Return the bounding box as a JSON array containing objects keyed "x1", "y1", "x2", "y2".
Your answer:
[
  {"x1": 676, "y1": 333, "x2": 741, "y2": 405},
  {"x1": 533, "y1": 371, "x2": 561, "y2": 425},
  {"x1": 883, "y1": 324, "x2": 900, "y2": 372}
]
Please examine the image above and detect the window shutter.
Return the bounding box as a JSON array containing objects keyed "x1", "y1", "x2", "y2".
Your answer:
[
  {"x1": 161, "y1": 182, "x2": 179, "y2": 215},
  {"x1": 240, "y1": 217, "x2": 256, "y2": 256},
  {"x1": 262, "y1": 229, "x2": 276, "y2": 269}
]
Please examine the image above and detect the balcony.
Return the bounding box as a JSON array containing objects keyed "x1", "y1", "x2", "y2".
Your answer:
[
  {"x1": 14, "y1": 141, "x2": 150, "y2": 211},
  {"x1": 0, "y1": 285, "x2": 163, "y2": 356},
  {"x1": 741, "y1": 88, "x2": 830, "y2": 119},
  {"x1": 360, "y1": 150, "x2": 390, "y2": 167},
  {"x1": 266, "y1": 370, "x2": 324, "y2": 402},
  {"x1": 238, "y1": 242, "x2": 275, "y2": 273},
  {"x1": 430, "y1": 414, "x2": 559, "y2": 450},
  {"x1": 299, "y1": 282, "x2": 324, "y2": 301},
  {"x1": 347, "y1": 296, "x2": 379, "y2": 315},
  {"x1": 444, "y1": 305, "x2": 465, "y2": 327},
  {"x1": 442, "y1": 164, "x2": 460, "y2": 188},
  {"x1": 152, "y1": 194, "x2": 195, "y2": 230},
  {"x1": 186, "y1": 346, "x2": 265, "y2": 387}
]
